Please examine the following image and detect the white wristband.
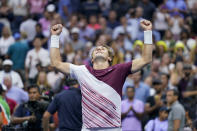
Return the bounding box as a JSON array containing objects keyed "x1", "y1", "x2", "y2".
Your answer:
[
  {"x1": 144, "y1": 30, "x2": 152, "y2": 44},
  {"x1": 50, "y1": 35, "x2": 60, "y2": 48}
]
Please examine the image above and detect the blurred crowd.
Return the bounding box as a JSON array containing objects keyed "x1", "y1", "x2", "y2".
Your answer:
[{"x1": 0, "y1": 0, "x2": 197, "y2": 130}]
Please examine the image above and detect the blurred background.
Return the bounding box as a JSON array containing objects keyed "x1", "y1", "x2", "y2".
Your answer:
[{"x1": 0, "y1": 0, "x2": 197, "y2": 130}]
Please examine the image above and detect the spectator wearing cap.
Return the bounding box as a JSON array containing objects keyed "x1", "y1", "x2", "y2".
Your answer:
[
  {"x1": 167, "y1": 89, "x2": 185, "y2": 131},
  {"x1": 4, "y1": 75, "x2": 28, "y2": 104},
  {"x1": 0, "y1": 84, "x2": 10, "y2": 129},
  {"x1": 0, "y1": 26, "x2": 15, "y2": 59},
  {"x1": 25, "y1": 37, "x2": 50, "y2": 84},
  {"x1": 0, "y1": 59, "x2": 24, "y2": 88},
  {"x1": 145, "y1": 106, "x2": 169, "y2": 131},
  {"x1": 7, "y1": 32, "x2": 29, "y2": 71},
  {"x1": 121, "y1": 86, "x2": 144, "y2": 131},
  {"x1": 70, "y1": 27, "x2": 84, "y2": 51},
  {"x1": 145, "y1": 78, "x2": 164, "y2": 121}
]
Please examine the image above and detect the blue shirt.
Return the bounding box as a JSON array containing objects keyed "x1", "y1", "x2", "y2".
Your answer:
[
  {"x1": 58, "y1": 0, "x2": 72, "y2": 20},
  {"x1": 123, "y1": 81, "x2": 150, "y2": 103},
  {"x1": 166, "y1": 0, "x2": 187, "y2": 11},
  {"x1": 7, "y1": 41, "x2": 29, "y2": 70},
  {"x1": 47, "y1": 88, "x2": 82, "y2": 130}
]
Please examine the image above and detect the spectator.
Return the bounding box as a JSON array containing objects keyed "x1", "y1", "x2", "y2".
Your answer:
[
  {"x1": 0, "y1": 0, "x2": 13, "y2": 27},
  {"x1": 107, "y1": 10, "x2": 120, "y2": 30},
  {"x1": 96, "y1": 17, "x2": 112, "y2": 36},
  {"x1": 4, "y1": 75, "x2": 28, "y2": 104},
  {"x1": 70, "y1": 27, "x2": 84, "y2": 51},
  {"x1": 0, "y1": 26, "x2": 15, "y2": 58},
  {"x1": 19, "y1": 15, "x2": 37, "y2": 41},
  {"x1": 38, "y1": 9, "x2": 53, "y2": 38},
  {"x1": 113, "y1": 16, "x2": 134, "y2": 51},
  {"x1": 177, "y1": 64, "x2": 197, "y2": 118},
  {"x1": 111, "y1": 41, "x2": 124, "y2": 65},
  {"x1": 121, "y1": 86, "x2": 144, "y2": 131},
  {"x1": 145, "y1": 79, "x2": 164, "y2": 120},
  {"x1": 132, "y1": 40, "x2": 143, "y2": 59},
  {"x1": 138, "y1": 0, "x2": 156, "y2": 20},
  {"x1": 153, "y1": 5, "x2": 170, "y2": 37},
  {"x1": 88, "y1": 15, "x2": 101, "y2": 31},
  {"x1": 35, "y1": 23, "x2": 48, "y2": 49},
  {"x1": 79, "y1": 17, "x2": 95, "y2": 43},
  {"x1": 81, "y1": 0, "x2": 100, "y2": 17},
  {"x1": 27, "y1": 0, "x2": 48, "y2": 18},
  {"x1": 0, "y1": 59, "x2": 24, "y2": 88},
  {"x1": 43, "y1": 80, "x2": 82, "y2": 131},
  {"x1": 166, "y1": 89, "x2": 185, "y2": 131},
  {"x1": 187, "y1": 2, "x2": 197, "y2": 35},
  {"x1": 8, "y1": 0, "x2": 28, "y2": 32},
  {"x1": 62, "y1": 43, "x2": 75, "y2": 63},
  {"x1": 163, "y1": 30, "x2": 176, "y2": 50},
  {"x1": 58, "y1": 0, "x2": 74, "y2": 21},
  {"x1": 155, "y1": 41, "x2": 168, "y2": 59},
  {"x1": 47, "y1": 68, "x2": 64, "y2": 89},
  {"x1": 145, "y1": 106, "x2": 169, "y2": 131},
  {"x1": 99, "y1": 0, "x2": 111, "y2": 16},
  {"x1": 0, "y1": 84, "x2": 10, "y2": 129},
  {"x1": 168, "y1": 12, "x2": 184, "y2": 39},
  {"x1": 7, "y1": 33, "x2": 29, "y2": 71},
  {"x1": 11, "y1": 85, "x2": 53, "y2": 131},
  {"x1": 159, "y1": 53, "x2": 171, "y2": 74},
  {"x1": 123, "y1": 71, "x2": 150, "y2": 103},
  {"x1": 112, "y1": 0, "x2": 130, "y2": 18},
  {"x1": 37, "y1": 71, "x2": 50, "y2": 95},
  {"x1": 165, "y1": 0, "x2": 187, "y2": 16},
  {"x1": 25, "y1": 37, "x2": 50, "y2": 84}
]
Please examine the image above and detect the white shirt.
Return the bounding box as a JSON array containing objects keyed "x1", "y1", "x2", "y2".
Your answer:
[
  {"x1": 20, "y1": 19, "x2": 37, "y2": 41},
  {"x1": 25, "y1": 48, "x2": 50, "y2": 79},
  {"x1": 113, "y1": 25, "x2": 134, "y2": 51},
  {"x1": 8, "y1": 0, "x2": 28, "y2": 16},
  {"x1": 145, "y1": 118, "x2": 168, "y2": 131},
  {"x1": 154, "y1": 11, "x2": 169, "y2": 31},
  {"x1": 0, "y1": 36, "x2": 15, "y2": 55},
  {"x1": 47, "y1": 71, "x2": 64, "y2": 88},
  {"x1": 0, "y1": 71, "x2": 24, "y2": 88}
]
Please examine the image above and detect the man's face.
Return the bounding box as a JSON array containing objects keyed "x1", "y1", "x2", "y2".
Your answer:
[
  {"x1": 166, "y1": 91, "x2": 176, "y2": 104},
  {"x1": 92, "y1": 46, "x2": 110, "y2": 63},
  {"x1": 33, "y1": 38, "x2": 42, "y2": 48},
  {"x1": 161, "y1": 75, "x2": 168, "y2": 87},
  {"x1": 132, "y1": 72, "x2": 141, "y2": 83},
  {"x1": 160, "y1": 111, "x2": 168, "y2": 120},
  {"x1": 29, "y1": 88, "x2": 40, "y2": 101},
  {"x1": 4, "y1": 65, "x2": 11, "y2": 72},
  {"x1": 154, "y1": 84, "x2": 162, "y2": 93},
  {"x1": 127, "y1": 87, "x2": 135, "y2": 99}
]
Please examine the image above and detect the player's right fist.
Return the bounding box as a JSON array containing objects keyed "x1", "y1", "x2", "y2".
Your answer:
[{"x1": 51, "y1": 24, "x2": 63, "y2": 35}]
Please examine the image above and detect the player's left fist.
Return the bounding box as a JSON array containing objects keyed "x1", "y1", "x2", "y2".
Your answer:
[{"x1": 140, "y1": 20, "x2": 152, "y2": 31}]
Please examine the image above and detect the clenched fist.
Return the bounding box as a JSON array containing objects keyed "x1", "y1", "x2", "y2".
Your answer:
[
  {"x1": 140, "y1": 20, "x2": 152, "y2": 31},
  {"x1": 51, "y1": 24, "x2": 63, "y2": 35}
]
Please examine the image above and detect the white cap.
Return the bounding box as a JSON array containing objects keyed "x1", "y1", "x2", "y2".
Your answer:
[
  {"x1": 3, "y1": 59, "x2": 13, "y2": 66},
  {"x1": 47, "y1": 4, "x2": 55, "y2": 12},
  {"x1": 71, "y1": 27, "x2": 80, "y2": 34}
]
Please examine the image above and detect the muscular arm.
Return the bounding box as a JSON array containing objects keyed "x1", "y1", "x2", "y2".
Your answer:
[
  {"x1": 50, "y1": 24, "x2": 70, "y2": 74},
  {"x1": 11, "y1": 116, "x2": 30, "y2": 124},
  {"x1": 131, "y1": 44, "x2": 153, "y2": 73},
  {"x1": 131, "y1": 20, "x2": 153, "y2": 73}
]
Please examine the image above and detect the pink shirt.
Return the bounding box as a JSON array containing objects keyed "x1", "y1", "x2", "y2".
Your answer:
[{"x1": 28, "y1": 0, "x2": 48, "y2": 14}]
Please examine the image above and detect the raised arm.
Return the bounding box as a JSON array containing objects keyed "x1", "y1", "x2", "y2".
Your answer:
[
  {"x1": 50, "y1": 24, "x2": 70, "y2": 74},
  {"x1": 131, "y1": 20, "x2": 153, "y2": 73}
]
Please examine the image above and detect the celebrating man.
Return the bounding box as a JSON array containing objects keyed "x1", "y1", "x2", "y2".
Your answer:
[{"x1": 50, "y1": 20, "x2": 153, "y2": 131}]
